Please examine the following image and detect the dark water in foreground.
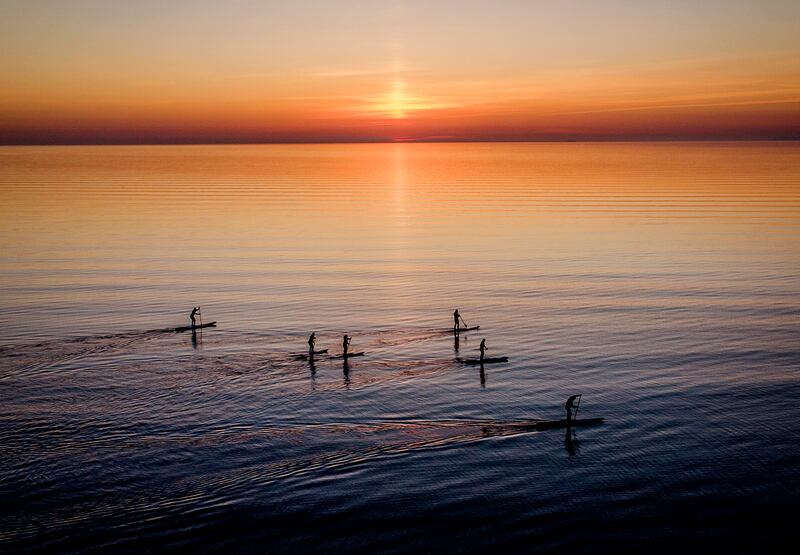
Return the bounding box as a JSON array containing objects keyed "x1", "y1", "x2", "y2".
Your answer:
[{"x1": 1, "y1": 143, "x2": 799, "y2": 553}]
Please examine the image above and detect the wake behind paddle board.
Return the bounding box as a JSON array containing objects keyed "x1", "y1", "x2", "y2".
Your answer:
[
  {"x1": 292, "y1": 349, "x2": 329, "y2": 359},
  {"x1": 330, "y1": 351, "x2": 365, "y2": 359}
]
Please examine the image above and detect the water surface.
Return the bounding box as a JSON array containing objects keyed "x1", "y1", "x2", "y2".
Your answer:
[{"x1": 1, "y1": 143, "x2": 799, "y2": 553}]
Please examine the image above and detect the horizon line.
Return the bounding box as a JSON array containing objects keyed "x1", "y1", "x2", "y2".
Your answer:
[{"x1": 2, "y1": 137, "x2": 799, "y2": 147}]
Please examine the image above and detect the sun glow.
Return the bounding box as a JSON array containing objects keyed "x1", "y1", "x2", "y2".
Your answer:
[
  {"x1": 2, "y1": 1, "x2": 799, "y2": 143},
  {"x1": 387, "y1": 80, "x2": 409, "y2": 119},
  {"x1": 360, "y1": 80, "x2": 457, "y2": 119}
]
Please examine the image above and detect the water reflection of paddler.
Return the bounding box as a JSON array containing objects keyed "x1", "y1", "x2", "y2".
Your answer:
[{"x1": 564, "y1": 427, "x2": 578, "y2": 456}]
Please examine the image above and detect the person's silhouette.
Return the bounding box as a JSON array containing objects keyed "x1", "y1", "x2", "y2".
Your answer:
[
  {"x1": 308, "y1": 332, "x2": 316, "y2": 354},
  {"x1": 342, "y1": 334, "x2": 351, "y2": 358},
  {"x1": 479, "y1": 338, "x2": 488, "y2": 362},
  {"x1": 189, "y1": 307, "x2": 200, "y2": 328},
  {"x1": 565, "y1": 395, "x2": 580, "y2": 422},
  {"x1": 453, "y1": 309, "x2": 463, "y2": 330}
]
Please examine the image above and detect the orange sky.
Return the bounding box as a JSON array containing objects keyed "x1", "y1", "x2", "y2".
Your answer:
[{"x1": 1, "y1": 0, "x2": 799, "y2": 143}]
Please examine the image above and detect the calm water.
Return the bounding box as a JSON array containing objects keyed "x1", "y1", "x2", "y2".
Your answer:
[{"x1": 1, "y1": 143, "x2": 799, "y2": 553}]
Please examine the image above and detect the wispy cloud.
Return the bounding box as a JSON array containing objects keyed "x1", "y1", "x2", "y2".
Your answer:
[
  {"x1": 313, "y1": 66, "x2": 419, "y2": 78},
  {"x1": 550, "y1": 97, "x2": 800, "y2": 117}
]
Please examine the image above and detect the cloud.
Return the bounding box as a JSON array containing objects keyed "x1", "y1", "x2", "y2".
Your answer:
[{"x1": 313, "y1": 66, "x2": 419, "y2": 78}]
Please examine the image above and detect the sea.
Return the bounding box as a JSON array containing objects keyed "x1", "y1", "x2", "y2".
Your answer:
[{"x1": 1, "y1": 142, "x2": 799, "y2": 553}]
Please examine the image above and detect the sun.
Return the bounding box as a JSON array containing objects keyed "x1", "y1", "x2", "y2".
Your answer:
[
  {"x1": 365, "y1": 80, "x2": 413, "y2": 119},
  {"x1": 386, "y1": 80, "x2": 409, "y2": 119},
  {"x1": 361, "y1": 80, "x2": 456, "y2": 119}
]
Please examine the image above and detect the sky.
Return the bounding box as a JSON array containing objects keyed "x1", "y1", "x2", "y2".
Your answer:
[{"x1": 1, "y1": 0, "x2": 799, "y2": 144}]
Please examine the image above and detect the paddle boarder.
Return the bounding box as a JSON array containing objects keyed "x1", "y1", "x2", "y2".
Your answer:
[
  {"x1": 565, "y1": 394, "x2": 580, "y2": 423},
  {"x1": 308, "y1": 332, "x2": 316, "y2": 354},
  {"x1": 189, "y1": 307, "x2": 200, "y2": 328},
  {"x1": 453, "y1": 309, "x2": 466, "y2": 330},
  {"x1": 342, "y1": 334, "x2": 351, "y2": 358},
  {"x1": 479, "y1": 338, "x2": 488, "y2": 362}
]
